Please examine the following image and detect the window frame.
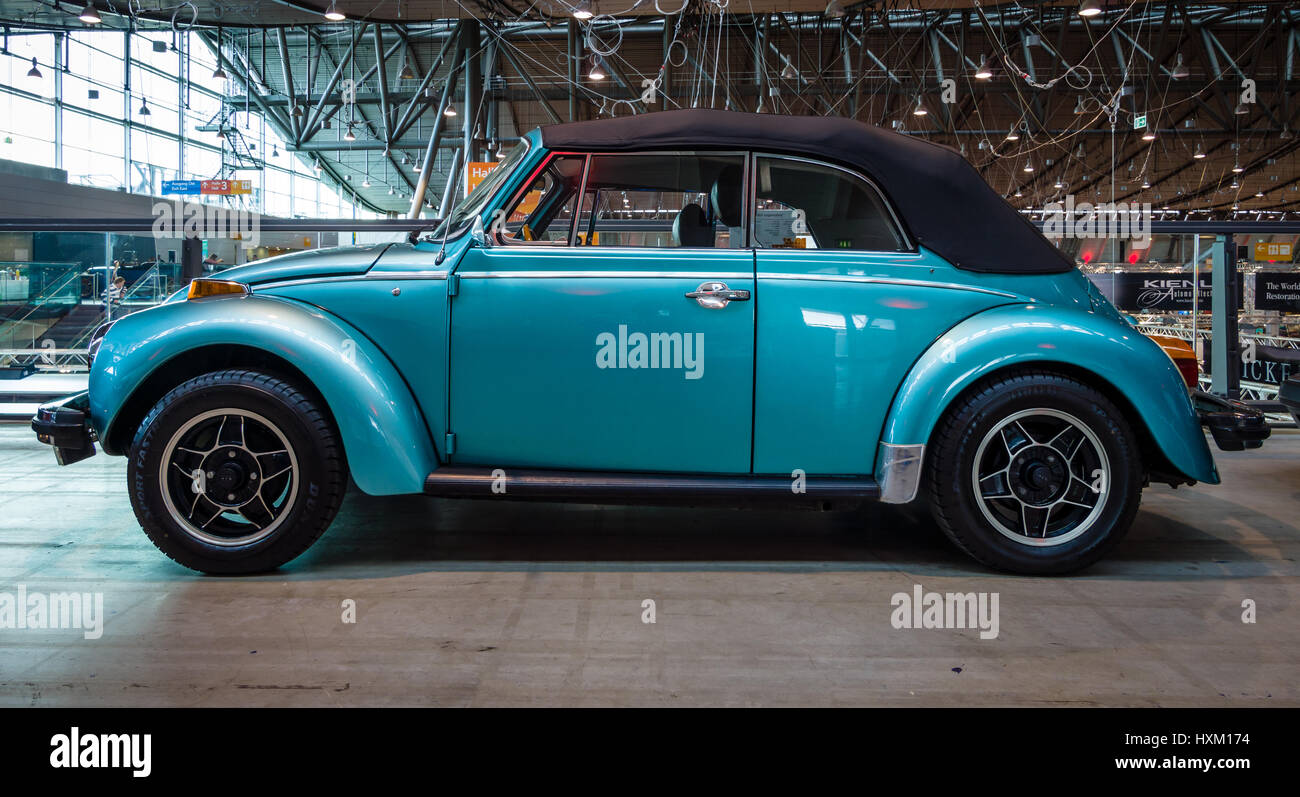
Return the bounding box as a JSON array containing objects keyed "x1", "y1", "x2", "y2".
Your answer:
[
  {"x1": 492, "y1": 151, "x2": 590, "y2": 247},
  {"x1": 495, "y1": 149, "x2": 751, "y2": 251},
  {"x1": 748, "y1": 152, "x2": 914, "y2": 254},
  {"x1": 577, "y1": 149, "x2": 752, "y2": 251}
]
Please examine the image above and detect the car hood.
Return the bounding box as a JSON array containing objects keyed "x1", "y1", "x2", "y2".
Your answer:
[{"x1": 213, "y1": 243, "x2": 394, "y2": 285}]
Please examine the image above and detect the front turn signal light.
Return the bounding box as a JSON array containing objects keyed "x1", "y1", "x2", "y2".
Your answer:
[{"x1": 188, "y1": 279, "x2": 250, "y2": 300}]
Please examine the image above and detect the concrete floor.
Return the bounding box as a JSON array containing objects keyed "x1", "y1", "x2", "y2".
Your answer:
[{"x1": 0, "y1": 422, "x2": 1296, "y2": 707}]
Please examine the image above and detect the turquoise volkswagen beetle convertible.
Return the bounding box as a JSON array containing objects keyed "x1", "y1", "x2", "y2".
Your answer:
[{"x1": 33, "y1": 110, "x2": 1256, "y2": 574}]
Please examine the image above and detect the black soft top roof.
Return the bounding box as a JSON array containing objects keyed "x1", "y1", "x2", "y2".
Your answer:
[{"x1": 540, "y1": 109, "x2": 1073, "y2": 275}]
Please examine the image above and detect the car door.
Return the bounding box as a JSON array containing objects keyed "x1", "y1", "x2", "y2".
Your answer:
[
  {"x1": 447, "y1": 151, "x2": 755, "y2": 474},
  {"x1": 750, "y1": 154, "x2": 1013, "y2": 476}
]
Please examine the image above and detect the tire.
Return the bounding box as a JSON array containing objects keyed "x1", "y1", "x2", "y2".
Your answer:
[
  {"x1": 128, "y1": 369, "x2": 347, "y2": 574},
  {"x1": 925, "y1": 370, "x2": 1141, "y2": 574}
]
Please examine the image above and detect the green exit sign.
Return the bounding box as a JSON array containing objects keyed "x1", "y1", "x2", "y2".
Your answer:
[{"x1": 1133, "y1": 114, "x2": 1148, "y2": 130}]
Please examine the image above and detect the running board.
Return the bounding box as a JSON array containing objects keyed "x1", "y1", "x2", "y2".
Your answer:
[{"x1": 423, "y1": 467, "x2": 879, "y2": 504}]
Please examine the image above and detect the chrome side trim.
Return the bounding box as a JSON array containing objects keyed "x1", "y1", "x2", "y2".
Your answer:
[
  {"x1": 366, "y1": 271, "x2": 450, "y2": 279},
  {"x1": 877, "y1": 443, "x2": 925, "y2": 505},
  {"x1": 253, "y1": 272, "x2": 448, "y2": 291},
  {"x1": 457, "y1": 270, "x2": 754, "y2": 280},
  {"x1": 758, "y1": 272, "x2": 1018, "y2": 298}
]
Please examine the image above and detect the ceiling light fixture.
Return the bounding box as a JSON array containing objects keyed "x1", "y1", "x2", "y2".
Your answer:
[
  {"x1": 1078, "y1": 0, "x2": 1103, "y2": 18},
  {"x1": 324, "y1": 2, "x2": 346, "y2": 21},
  {"x1": 573, "y1": 1, "x2": 594, "y2": 20},
  {"x1": 588, "y1": 58, "x2": 606, "y2": 81},
  {"x1": 26, "y1": 58, "x2": 41, "y2": 79},
  {"x1": 78, "y1": 4, "x2": 101, "y2": 24},
  {"x1": 974, "y1": 56, "x2": 993, "y2": 80},
  {"x1": 444, "y1": 102, "x2": 458, "y2": 117},
  {"x1": 1005, "y1": 127, "x2": 1020, "y2": 141},
  {"x1": 1171, "y1": 52, "x2": 1189, "y2": 79}
]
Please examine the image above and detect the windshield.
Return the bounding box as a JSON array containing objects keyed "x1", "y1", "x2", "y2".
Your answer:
[{"x1": 424, "y1": 139, "x2": 531, "y2": 240}]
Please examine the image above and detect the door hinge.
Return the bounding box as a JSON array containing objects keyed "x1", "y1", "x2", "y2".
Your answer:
[
  {"x1": 447, "y1": 273, "x2": 460, "y2": 296},
  {"x1": 444, "y1": 432, "x2": 456, "y2": 455}
]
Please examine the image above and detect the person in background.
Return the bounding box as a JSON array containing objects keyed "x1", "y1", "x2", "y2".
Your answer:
[
  {"x1": 102, "y1": 275, "x2": 126, "y2": 321},
  {"x1": 203, "y1": 252, "x2": 223, "y2": 271}
]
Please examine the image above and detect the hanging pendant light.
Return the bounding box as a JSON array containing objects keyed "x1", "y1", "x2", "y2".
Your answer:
[
  {"x1": 780, "y1": 61, "x2": 797, "y2": 81},
  {"x1": 212, "y1": 27, "x2": 227, "y2": 80},
  {"x1": 138, "y1": 98, "x2": 151, "y2": 116},
  {"x1": 573, "y1": 1, "x2": 594, "y2": 20},
  {"x1": 444, "y1": 102, "x2": 458, "y2": 117},
  {"x1": 912, "y1": 96, "x2": 927, "y2": 116},
  {"x1": 974, "y1": 56, "x2": 993, "y2": 80},
  {"x1": 587, "y1": 57, "x2": 606, "y2": 81},
  {"x1": 1005, "y1": 126, "x2": 1020, "y2": 141},
  {"x1": 1078, "y1": 0, "x2": 1103, "y2": 18},
  {"x1": 79, "y1": 4, "x2": 102, "y2": 24},
  {"x1": 26, "y1": 58, "x2": 42, "y2": 79},
  {"x1": 324, "y1": 2, "x2": 346, "y2": 21},
  {"x1": 399, "y1": 59, "x2": 416, "y2": 81},
  {"x1": 1171, "y1": 52, "x2": 1189, "y2": 79},
  {"x1": 344, "y1": 124, "x2": 356, "y2": 142}
]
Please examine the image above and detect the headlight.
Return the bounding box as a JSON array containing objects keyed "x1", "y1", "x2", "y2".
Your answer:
[
  {"x1": 87, "y1": 320, "x2": 114, "y2": 367},
  {"x1": 187, "y1": 278, "x2": 250, "y2": 300}
]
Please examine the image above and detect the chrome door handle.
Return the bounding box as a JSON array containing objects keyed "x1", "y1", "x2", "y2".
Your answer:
[{"x1": 686, "y1": 281, "x2": 750, "y2": 309}]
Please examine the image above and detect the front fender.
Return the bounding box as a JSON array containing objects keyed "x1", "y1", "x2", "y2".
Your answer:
[
  {"x1": 90, "y1": 294, "x2": 439, "y2": 495},
  {"x1": 880, "y1": 304, "x2": 1219, "y2": 485}
]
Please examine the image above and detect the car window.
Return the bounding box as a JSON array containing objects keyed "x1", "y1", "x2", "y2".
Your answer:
[
  {"x1": 433, "y1": 138, "x2": 529, "y2": 238},
  {"x1": 753, "y1": 156, "x2": 905, "y2": 252},
  {"x1": 578, "y1": 153, "x2": 746, "y2": 249},
  {"x1": 498, "y1": 154, "x2": 585, "y2": 244}
]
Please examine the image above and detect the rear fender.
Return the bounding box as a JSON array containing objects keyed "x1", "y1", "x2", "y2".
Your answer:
[{"x1": 880, "y1": 304, "x2": 1218, "y2": 485}]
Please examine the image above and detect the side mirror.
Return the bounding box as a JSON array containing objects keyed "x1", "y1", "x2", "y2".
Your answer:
[{"x1": 470, "y1": 216, "x2": 490, "y2": 247}]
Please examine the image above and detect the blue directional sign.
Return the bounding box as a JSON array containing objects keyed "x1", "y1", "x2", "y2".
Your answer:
[{"x1": 161, "y1": 180, "x2": 201, "y2": 195}]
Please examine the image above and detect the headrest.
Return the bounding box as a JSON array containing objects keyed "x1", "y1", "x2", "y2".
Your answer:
[
  {"x1": 673, "y1": 203, "x2": 714, "y2": 247},
  {"x1": 710, "y1": 165, "x2": 744, "y2": 228}
]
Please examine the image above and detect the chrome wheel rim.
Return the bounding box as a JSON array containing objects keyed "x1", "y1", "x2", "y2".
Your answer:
[
  {"x1": 971, "y1": 408, "x2": 1109, "y2": 548},
  {"x1": 159, "y1": 408, "x2": 298, "y2": 547}
]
